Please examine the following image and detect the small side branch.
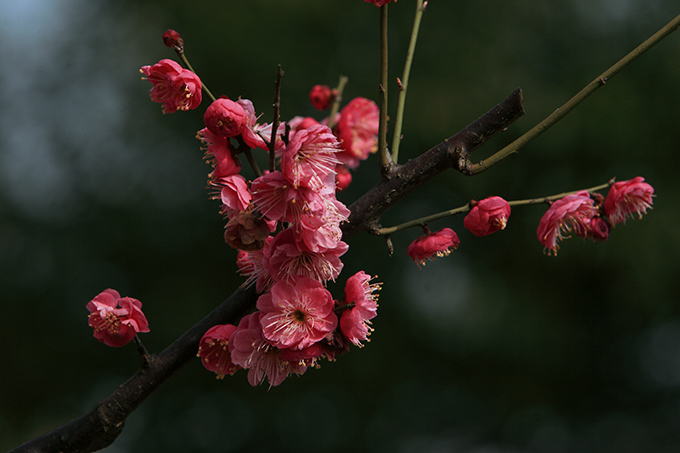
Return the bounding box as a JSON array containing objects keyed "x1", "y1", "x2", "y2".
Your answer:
[{"x1": 470, "y1": 12, "x2": 680, "y2": 175}]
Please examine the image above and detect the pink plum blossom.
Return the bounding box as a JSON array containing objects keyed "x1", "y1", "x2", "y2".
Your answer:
[
  {"x1": 334, "y1": 97, "x2": 379, "y2": 168},
  {"x1": 203, "y1": 98, "x2": 247, "y2": 138},
  {"x1": 198, "y1": 127, "x2": 242, "y2": 178},
  {"x1": 229, "y1": 312, "x2": 307, "y2": 387},
  {"x1": 464, "y1": 196, "x2": 511, "y2": 237},
  {"x1": 604, "y1": 177, "x2": 654, "y2": 225},
  {"x1": 407, "y1": 228, "x2": 460, "y2": 268},
  {"x1": 140, "y1": 59, "x2": 202, "y2": 114},
  {"x1": 264, "y1": 228, "x2": 348, "y2": 283},
  {"x1": 215, "y1": 174, "x2": 252, "y2": 219},
  {"x1": 86, "y1": 289, "x2": 150, "y2": 347},
  {"x1": 238, "y1": 99, "x2": 286, "y2": 152},
  {"x1": 197, "y1": 324, "x2": 241, "y2": 379},
  {"x1": 281, "y1": 124, "x2": 341, "y2": 190},
  {"x1": 339, "y1": 271, "x2": 380, "y2": 347},
  {"x1": 250, "y1": 171, "x2": 326, "y2": 225},
  {"x1": 536, "y1": 191, "x2": 598, "y2": 255},
  {"x1": 257, "y1": 277, "x2": 338, "y2": 350}
]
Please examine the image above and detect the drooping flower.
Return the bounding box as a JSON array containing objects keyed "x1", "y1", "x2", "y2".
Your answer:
[
  {"x1": 229, "y1": 312, "x2": 307, "y2": 387},
  {"x1": 334, "y1": 97, "x2": 380, "y2": 168},
  {"x1": 214, "y1": 174, "x2": 252, "y2": 219},
  {"x1": 198, "y1": 127, "x2": 242, "y2": 178},
  {"x1": 140, "y1": 59, "x2": 202, "y2": 113},
  {"x1": 309, "y1": 85, "x2": 334, "y2": 110},
  {"x1": 86, "y1": 289, "x2": 150, "y2": 347},
  {"x1": 407, "y1": 228, "x2": 460, "y2": 268},
  {"x1": 204, "y1": 98, "x2": 247, "y2": 138},
  {"x1": 536, "y1": 191, "x2": 598, "y2": 255},
  {"x1": 603, "y1": 177, "x2": 654, "y2": 225},
  {"x1": 464, "y1": 196, "x2": 511, "y2": 237},
  {"x1": 197, "y1": 324, "x2": 241, "y2": 379},
  {"x1": 339, "y1": 271, "x2": 380, "y2": 347},
  {"x1": 257, "y1": 277, "x2": 338, "y2": 350}
]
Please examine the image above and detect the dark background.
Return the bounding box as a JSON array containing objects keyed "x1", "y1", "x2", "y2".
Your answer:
[{"x1": 2, "y1": 0, "x2": 679, "y2": 451}]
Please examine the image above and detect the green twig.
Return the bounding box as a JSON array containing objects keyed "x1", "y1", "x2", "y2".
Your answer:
[
  {"x1": 327, "y1": 75, "x2": 349, "y2": 130},
  {"x1": 391, "y1": 0, "x2": 426, "y2": 163},
  {"x1": 375, "y1": 180, "x2": 614, "y2": 236},
  {"x1": 176, "y1": 51, "x2": 216, "y2": 103},
  {"x1": 469, "y1": 12, "x2": 680, "y2": 175},
  {"x1": 377, "y1": 4, "x2": 391, "y2": 175}
]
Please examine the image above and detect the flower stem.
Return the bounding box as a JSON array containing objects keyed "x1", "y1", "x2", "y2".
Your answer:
[
  {"x1": 375, "y1": 179, "x2": 615, "y2": 235},
  {"x1": 377, "y1": 4, "x2": 391, "y2": 174},
  {"x1": 327, "y1": 75, "x2": 349, "y2": 131},
  {"x1": 469, "y1": 12, "x2": 680, "y2": 175},
  {"x1": 391, "y1": 0, "x2": 426, "y2": 164},
  {"x1": 133, "y1": 335, "x2": 151, "y2": 366},
  {"x1": 175, "y1": 50, "x2": 216, "y2": 103}
]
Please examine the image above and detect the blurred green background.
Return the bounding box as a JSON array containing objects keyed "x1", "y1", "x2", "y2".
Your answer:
[{"x1": 2, "y1": 0, "x2": 679, "y2": 451}]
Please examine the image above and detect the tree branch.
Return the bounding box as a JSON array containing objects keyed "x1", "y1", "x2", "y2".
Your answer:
[
  {"x1": 10, "y1": 87, "x2": 524, "y2": 453},
  {"x1": 341, "y1": 87, "x2": 524, "y2": 237}
]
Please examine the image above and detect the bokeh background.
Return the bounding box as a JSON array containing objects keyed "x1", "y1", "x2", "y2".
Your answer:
[{"x1": 2, "y1": 0, "x2": 679, "y2": 451}]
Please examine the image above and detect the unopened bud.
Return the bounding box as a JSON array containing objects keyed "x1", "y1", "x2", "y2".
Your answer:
[
  {"x1": 162, "y1": 29, "x2": 184, "y2": 52},
  {"x1": 309, "y1": 85, "x2": 334, "y2": 110}
]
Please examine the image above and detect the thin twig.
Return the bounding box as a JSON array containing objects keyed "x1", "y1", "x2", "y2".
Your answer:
[
  {"x1": 469, "y1": 12, "x2": 680, "y2": 175},
  {"x1": 376, "y1": 180, "x2": 614, "y2": 235},
  {"x1": 391, "y1": 0, "x2": 425, "y2": 163},
  {"x1": 377, "y1": 4, "x2": 391, "y2": 175}
]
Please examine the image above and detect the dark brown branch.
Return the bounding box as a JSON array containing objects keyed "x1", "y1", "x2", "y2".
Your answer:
[
  {"x1": 11, "y1": 285, "x2": 258, "y2": 453},
  {"x1": 341, "y1": 87, "x2": 524, "y2": 237},
  {"x1": 11, "y1": 88, "x2": 524, "y2": 453}
]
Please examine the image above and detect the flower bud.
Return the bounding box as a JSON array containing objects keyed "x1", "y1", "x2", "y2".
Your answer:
[
  {"x1": 162, "y1": 29, "x2": 183, "y2": 50},
  {"x1": 463, "y1": 196, "x2": 511, "y2": 237},
  {"x1": 309, "y1": 85, "x2": 333, "y2": 110}
]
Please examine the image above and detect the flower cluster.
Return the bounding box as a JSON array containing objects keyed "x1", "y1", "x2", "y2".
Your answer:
[
  {"x1": 86, "y1": 289, "x2": 150, "y2": 348},
  {"x1": 405, "y1": 177, "x2": 654, "y2": 266},
  {"x1": 537, "y1": 177, "x2": 654, "y2": 255},
  {"x1": 176, "y1": 84, "x2": 381, "y2": 386}
]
